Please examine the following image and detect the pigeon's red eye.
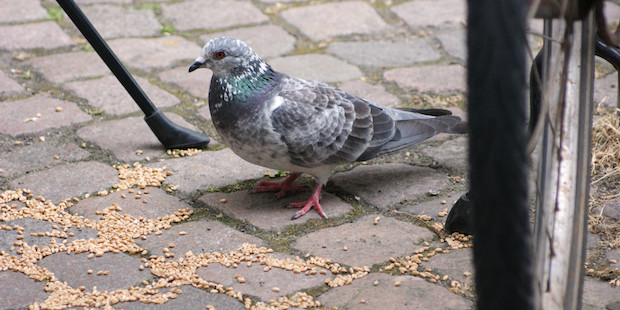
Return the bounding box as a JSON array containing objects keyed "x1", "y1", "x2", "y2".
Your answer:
[{"x1": 214, "y1": 51, "x2": 226, "y2": 59}]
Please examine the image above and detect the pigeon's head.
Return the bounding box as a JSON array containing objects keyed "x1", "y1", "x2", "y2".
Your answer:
[{"x1": 189, "y1": 37, "x2": 265, "y2": 78}]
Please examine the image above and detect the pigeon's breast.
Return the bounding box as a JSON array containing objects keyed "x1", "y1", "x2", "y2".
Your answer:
[{"x1": 212, "y1": 102, "x2": 294, "y2": 171}]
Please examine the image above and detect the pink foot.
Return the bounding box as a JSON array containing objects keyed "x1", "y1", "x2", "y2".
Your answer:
[
  {"x1": 288, "y1": 183, "x2": 328, "y2": 220},
  {"x1": 250, "y1": 173, "x2": 305, "y2": 198}
]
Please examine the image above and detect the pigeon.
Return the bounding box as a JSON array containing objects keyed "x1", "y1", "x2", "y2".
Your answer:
[{"x1": 189, "y1": 37, "x2": 464, "y2": 220}]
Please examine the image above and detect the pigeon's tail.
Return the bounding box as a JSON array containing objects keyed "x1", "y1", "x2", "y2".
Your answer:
[
  {"x1": 397, "y1": 107, "x2": 468, "y2": 134},
  {"x1": 356, "y1": 111, "x2": 465, "y2": 161}
]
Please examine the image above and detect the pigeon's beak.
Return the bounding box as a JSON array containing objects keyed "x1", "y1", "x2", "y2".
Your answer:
[
  {"x1": 188, "y1": 61, "x2": 203, "y2": 73},
  {"x1": 189, "y1": 56, "x2": 206, "y2": 72}
]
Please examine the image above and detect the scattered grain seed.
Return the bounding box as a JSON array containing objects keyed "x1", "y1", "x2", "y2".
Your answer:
[
  {"x1": 272, "y1": 287, "x2": 280, "y2": 292},
  {"x1": 441, "y1": 200, "x2": 447, "y2": 204},
  {"x1": 179, "y1": 231, "x2": 187, "y2": 236},
  {"x1": 610, "y1": 259, "x2": 617, "y2": 264},
  {"x1": 463, "y1": 271, "x2": 472, "y2": 277},
  {"x1": 220, "y1": 199, "x2": 227, "y2": 203},
  {"x1": 168, "y1": 243, "x2": 175, "y2": 248},
  {"x1": 343, "y1": 246, "x2": 348, "y2": 251},
  {"x1": 373, "y1": 280, "x2": 379, "y2": 286},
  {"x1": 55, "y1": 106, "x2": 63, "y2": 112},
  {"x1": 97, "y1": 271, "x2": 104, "y2": 275},
  {"x1": 53, "y1": 155, "x2": 59, "y2": 160},
  {"x1": 395, "y1": 281, "x2": 401, "y2": 287},
  {"x1": 38, "y1": 136, "x2": 45, "y2": 142},
  {"x1": 103, "y1": 270, "x2": 110, "y2": 275},
  {"x1": 360, "y1": 300, "x2": 366, "y2": 304}
]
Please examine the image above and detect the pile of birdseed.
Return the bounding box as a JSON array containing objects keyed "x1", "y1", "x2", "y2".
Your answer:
[
  {"x1": 1, "y1": 166, "x2": 478, "y2": 309},
  {"x1": 0, "y1": 188, "x2": 359, "y2": 309},
  {"x1": 591, "y1": 109, "x2": 620, "y2": 181},
  {"x1": 113, "y1": 162, "x2": 173, "y2": 191}
]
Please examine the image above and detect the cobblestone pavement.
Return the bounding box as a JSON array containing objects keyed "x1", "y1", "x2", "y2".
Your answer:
[{"x1": 1, "y1": 0, "x2": 620, "y2": 309}]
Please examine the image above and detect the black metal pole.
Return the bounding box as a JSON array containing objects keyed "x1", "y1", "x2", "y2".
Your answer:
[
  {"x1": 57, "y1": 0, "x2": 156, "y2": 116},
  {"x1": 56, "y1": 0, "x2": 209, "y2": 149}
]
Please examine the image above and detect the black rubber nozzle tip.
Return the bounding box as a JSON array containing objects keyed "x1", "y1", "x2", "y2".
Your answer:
[{"x1": 144, "y1": 110, "x2": 210, "y2": 149}]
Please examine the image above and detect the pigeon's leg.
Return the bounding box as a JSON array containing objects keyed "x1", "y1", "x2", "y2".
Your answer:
[
  {"x1": 288, "y1": 183, "x2": 327, "y2": 219},
  {"x1": 251, "y1": 173, "x2": 306, "y2": 198}
]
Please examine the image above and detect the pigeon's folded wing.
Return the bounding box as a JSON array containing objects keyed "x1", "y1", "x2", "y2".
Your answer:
[{"x1": 271, "y1": 78, "x2": 375, "y2": 168}]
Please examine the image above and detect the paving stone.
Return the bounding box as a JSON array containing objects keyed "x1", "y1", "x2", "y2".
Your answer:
[
  {"x1": 199, "y1": 190, "x2": 353, "y2": 230},
  {"x1": 327, "y1": 40, "x2": 440, "y2": 67},
  {"x1": 26, "y1": 51, "x2": 110, "y2": 84},
  {"x1": 586, "y1": 231, "x2": 601, "y2": 250},
  {"x1": 582, "y1": 277, "x2": 620, "y2": 310},
  {"x1": 116, "y1": 285, "x2": 245, "y2": 310},
  {"x1": 0, "y1": 271, "x2": 49, "y2": 309},
  {"x1": 39, "y1": 252, "x2": 149, "y2": 292},
  {"x1": 338, "y1": 80, "x2": 400, "y2": 107},
  {"x1": 384, "y1": 64, "x2": 466, "y2": 93},
  {"x1": 594, "y1": 73, "x2": 618, "y2": 109},
  {"x1": 437, "y1": 29, "x2": 467, "y2": 60},
  {"x1": 78, "y1": 5, "x2": 161, "y2": 39},
  {"x1": 280, "y1": 2, "x2": 391, "y2": 42},
  {"x1": 71, "y1": 188, "x2": 193, "y2": 221},
  {"x1": 196, "y1": 252, "x2": 328, "y2": 301},
  {"x1": 258, "y1": 0, "x2": 306, "y2": 2},
  {"x1": 0, "y1": 22, "x2": 75, "y2": 50},
  {"x1": 601, "y1": 196, "x2": 620, "y2": 220},
  {"x1": 293, "y1": 215, "x2": 435, "y2": 267},
  {"x1": 76, "y1": 113, "x2": 196, "y2": 162},
  {"x1": 269, "y1": 54, "x2": 362, "y2": 83},
  {"x1": 0, "y1": 70, "x2": 24, "y2": 94},
  {"x1": 0, "y1": 218, "x2": 98, "y2": 255},
  {"x1": 330, "y1": 164, "x2": 450, "y2": 209},
  {"x1": 159, "y1": 65, "x2": 212, "y2": 98},
  {"x1": 198, "y1": 105, "x2": 212, "y2": 121},
  {"x1": 422, "y1": 247, "x2": 473, "y2": 284},
  {"x1": 107, "y1": 36, "x2": 201, "y2": 72},
  {"x1": 0, "y1": 0, "x2": 48, "y2": 23},
  {"x1": 0, "y1": 95, "x2": 92, "y2": 137},
  {"x1": 420, "y1": 136, "x2": 468, "y2": 174},
  {"x1": 603, "y1": 1, "x2": 620, "y2": 25},
  {"x1": 199, "y1": 25, "x2": 296, "y2": 59},
  {"x1": 318, "y1": 272, "x2": 473, "y2": 309},
  {"x1": 76, "y1": 0, "x2": 132, "y2": 3},
  {"x1": 0, "y1": 142, "x2": 90, "y2": 178},
  {"x1": 391, "y1": 0, "x2": 466, "y2": 30},
  {"x1": 148, "y1": 148, "x2": 270, "y2": 193},
  {"x1": 64, "y1": 75, "x2": 180, "y2": 115},
  {"x1": 401, "y1": 192, "x2": 466, "y2": 221},
  {"x1": 161, "y1": 0, "x2": 268, "y2": 32},
  {"x1": 136, "y1": 220, "x2": 264, "y2": 256},
  {"x1": 10, "y1": 161, "x2": 118, "y2": 203}
]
